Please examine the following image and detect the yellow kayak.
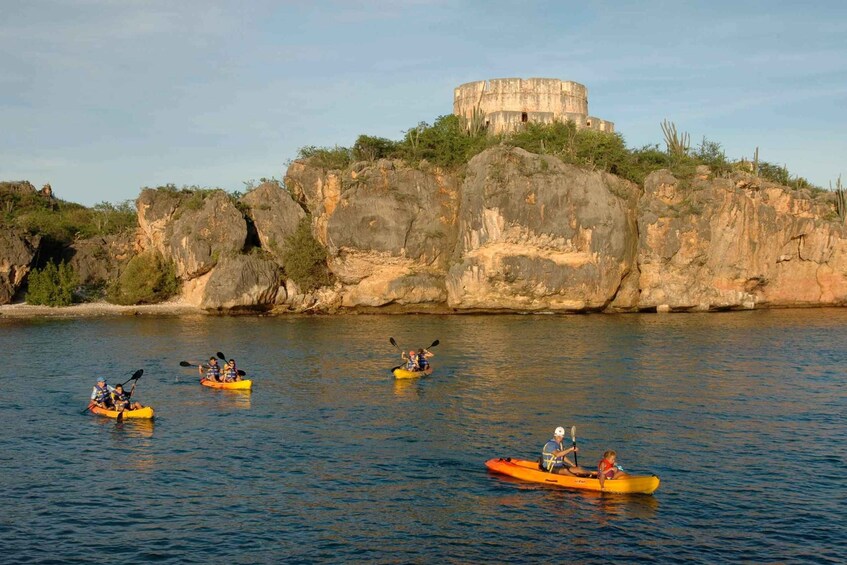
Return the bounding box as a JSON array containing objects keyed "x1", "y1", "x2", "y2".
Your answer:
[
  {"x1": 201, "y1": 378, "x2": 253, "y2": 390},
  {"x1": 485, "y1": 457, "x2": 660, "y2": 495},
  {"x1": 88, "y1": 403, "x2": 155, "y2": 420},
  {"x1": 392, "y1": 367, "x2": 433, "y2": 379}
]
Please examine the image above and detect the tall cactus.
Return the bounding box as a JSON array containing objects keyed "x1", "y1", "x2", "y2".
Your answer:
[
  {"x1": 833, "y1": 175, "x2": 846, "y2": 223},
  {"x1": 753, "y1": 146, "x2": 759, "y2": 176},
  {"x1": 466, "y1": 102, "x2": 487, "y2": 136},
  {"x1": 661, "y1": 119, "x2": 690, "y2": 159}
]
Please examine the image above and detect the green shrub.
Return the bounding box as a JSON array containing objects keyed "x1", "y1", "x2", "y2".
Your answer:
[
  {"x1": 399, "y1": 114, "x2": 496, "y2": 168},
  {"x1": 26, "y1": 261, "x2": 77, "y2": 306},
  {"x1": 352, "y1": 135, "x2": 401, "y2": 161},
  {"x1": 107, "y1": 251, "x2": 179, "y2": 305},
  {"x1": 281, "y1": 217, "x2": 332, "y2": 292},
  {"x1": 297, "y1": 145, "x2": 353, "y2": 170}
]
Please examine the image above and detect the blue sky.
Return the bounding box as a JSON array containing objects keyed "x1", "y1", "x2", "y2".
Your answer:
[{"x1": 2, "y1": 0, "x2": 845, "y2": 205}]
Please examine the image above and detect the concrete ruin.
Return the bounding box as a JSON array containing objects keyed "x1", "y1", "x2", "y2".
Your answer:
[{"x1": 453, "y1": 77, "x2": 614, "y2": 135}]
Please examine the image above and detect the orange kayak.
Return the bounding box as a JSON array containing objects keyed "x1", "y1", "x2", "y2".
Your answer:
[
  {"x1": 485, "y1": 457, "x2": 660, "y2": 495},
  {"x1": 88, "y1": 403, "x2": 155, "y2": 420},
  {"x1": 200, "y1": 378, "x2": 252, "y2": 390}
]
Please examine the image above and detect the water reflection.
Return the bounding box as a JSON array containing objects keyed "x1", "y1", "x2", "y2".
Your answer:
[{"x1": 1, "y1": 310, "x2": 845, "y2": 562}]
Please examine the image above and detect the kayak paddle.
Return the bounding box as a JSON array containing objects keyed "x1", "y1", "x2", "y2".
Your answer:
[
  {"x1": 570, "y1": 425, "x2": 579, "y2": 467},
  {"x1": 82, "y1": 369, "x2": 143, "y2": 415},
  {"x1": 389, "y1": 337, "x2": 401, "y2": 351},
  {"x1": 121, "y1": 369, "x2": 143, "y2": 387},
  {"x1": 215, "y1": 352, "x2": 247, "y2": 377},
  {"x1": 117, "y1": 370, "x2": 144, "y2": 422}
]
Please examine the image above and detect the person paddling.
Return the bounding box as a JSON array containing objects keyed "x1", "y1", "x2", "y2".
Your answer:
[
  {"x1": 541, "y1": 426, "x2": 592, "y2": 477},
  {"x1": 222, "y1": 359, "x2": 240, "y2": 382},
  {"x1": 111, "y1": 383, "x2": 144, "y2": 412},
  {"x1": 416, "y1": 347, "x2": 434, "y2": 370},
  {"x1": 90, "y1": 378, "x2": 116, "y2": 409},
  {"x1": 597, "y1": 450, "x2": 629, "y2": 488},
  {"x1": 199, "y1": 357, "x2": 221, "y2": 382},
  {"x1": 401, "y1": 350, "x2": 420, "y2": 371}
]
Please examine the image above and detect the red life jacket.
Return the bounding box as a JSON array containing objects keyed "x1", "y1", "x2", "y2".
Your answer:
[{"x1": 599, "y1": 458, "x2": 616, "y2": 478}]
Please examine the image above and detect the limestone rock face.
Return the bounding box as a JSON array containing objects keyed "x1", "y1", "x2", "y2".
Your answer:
[
  {"x1": 635, "y1": 170, "x2": 847, "y2": 310},
  {"x1": 65, "y1": 232, "x2": 137, "y2": 287},
  {"x1": 239, "y1": 181, "x2": 306, "y2": 261},
  {"x1": 199, "y1": 253, "x2": 282, "y2": 310},
  {"x1": 446, "y1": 146, "x2": 638, "y2": 311},
  {"x1": 136, "y1": 189, "x2": 247, "y2": 279},
  {"x1": 286, "y1": 158, "x2": 459, "y2": 308},
  {"x1": 0, "y1": 230, "x2": 41, "y2": 304}
]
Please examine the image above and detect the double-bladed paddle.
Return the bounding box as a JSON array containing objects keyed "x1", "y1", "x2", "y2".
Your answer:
[
  {"x1": 82, "y1": 369, "x2": 143, "y2": 415},
  {"x1": 216, "y1": 351, "x2": 246, "y2": 377},
  {"x1": 116, "y1": 370, "x2": 144, "y2": 422},
  {"x1": 389, "y1": 338, "x2": 439, "y2": 371}
]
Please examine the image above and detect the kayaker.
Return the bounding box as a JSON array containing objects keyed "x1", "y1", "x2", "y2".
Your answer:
[
  {"x1": 417, "y1": 348, "x2": 434, "y2": 370},
  {"x1": 597, "y1": 450, "x2": 629, "y2": 488},
  {"x1": 401, "y1": 350, "x2": 420, "y2": 371},
  {"x1": 222, "y1": 359, "x2": 240, "y2": 382},
  {"x1": 111, "y1": 383, "x2": 144, "y2": 412},
  {"x1": 199, "y1": 357, "x2": 221, "y2": 382},
  {"x1": 90, "y1": 378, "x2": 116, "y2": 409},
  {"x1": 541, "y1": 426, "x2": 591, "y2": 477}
]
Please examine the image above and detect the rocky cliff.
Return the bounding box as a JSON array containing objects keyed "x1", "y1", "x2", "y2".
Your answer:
[
  {"x1": 279, "y1": 146, "x2": 847, "y2": 312},
  {"x1": 4, "y1": 147, "x2": 847, "y2": 312}
]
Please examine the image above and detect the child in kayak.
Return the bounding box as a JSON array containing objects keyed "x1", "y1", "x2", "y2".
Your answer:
[
  {"x1": 111, "y1": 383, "x2": 144, "y2": 412},
  {"x1": 598, "y1": 450, "x2": 629, "y2": 488},
  {"x1": 401, "y1": 350, "x2": 420, "y2": 371}
]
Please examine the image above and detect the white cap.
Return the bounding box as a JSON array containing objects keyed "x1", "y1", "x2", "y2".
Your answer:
[{"x1": 554, "y1": 426, "x2": 565, "y2": 437}]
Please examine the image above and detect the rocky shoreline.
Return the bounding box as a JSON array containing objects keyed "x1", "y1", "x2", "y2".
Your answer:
[{"x1": 4, "y1": 146, "x2": 847, "y2": 314}]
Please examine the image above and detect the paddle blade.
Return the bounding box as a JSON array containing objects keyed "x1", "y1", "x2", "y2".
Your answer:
[
  {"x1": 130, "y1": 369, "x2": 143, "y2": 381},
  {"x1": 429, "y1": 339, "x2": 440, "y2": 348},
  {"x1": 390, "y1": 365, "x2": 402, "y2": 372},
  {"x1": 179, "y1": 361, "x2": 193, "y2": 367},
  {"x1": 389, "y1": 337, "x2": 397, "y2": 347},
  {"x1": 570, "y1": 426, "x2": 576, "y2": 442},
  {"x1": 237, "y1": 370, "x2": 246, "y2": 377},
  {"x1": 217, "y1": 352, "x2": 226, "y2": 361}
]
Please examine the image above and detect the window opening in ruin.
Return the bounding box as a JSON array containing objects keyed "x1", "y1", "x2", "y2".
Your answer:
[
  {"x1": 586, "y1": 120, "x2": 591, "y2": 126},
  {"x1": 485, "y1": 120, "x2": 490, "y2": 129},
  {"x1": 521, "y1": 112, "x2": 528, "y2": 123}
]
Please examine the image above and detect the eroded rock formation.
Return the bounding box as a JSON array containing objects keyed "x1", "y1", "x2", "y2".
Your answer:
[
  {"x1": 447, "y1": 146, "x2": 638, "y2": 310},
  {"x1": 0, "y1": 230, "x2": 41, "y2": 304},
  {"x1": 636, "y1": 170, "x2": 847, "y2": 311},
  {"x1": 6, "y1": 145, "x2": 847, "y2": 313},
  {"x1": 136, "y1": 188, "x2": 247, "y2": 279}
]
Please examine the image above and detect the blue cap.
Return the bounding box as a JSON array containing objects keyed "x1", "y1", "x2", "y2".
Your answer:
[{"x1": 97, "y1": 377, "x2": 106, "y2": 382}]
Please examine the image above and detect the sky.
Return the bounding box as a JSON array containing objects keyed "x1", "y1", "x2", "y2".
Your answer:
[{"x1": 1, "y1": 0, "x2": 845, "y2": 205}]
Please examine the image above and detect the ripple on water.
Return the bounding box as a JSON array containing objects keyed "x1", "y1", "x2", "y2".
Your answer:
[{"x1": 0, "y1": 311, "x2": 846, "y2": 562}]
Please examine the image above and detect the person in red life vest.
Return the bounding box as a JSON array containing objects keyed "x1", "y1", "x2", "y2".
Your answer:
[{"x1": 597, "y1": 450, "x2": 629, "y2": 488}]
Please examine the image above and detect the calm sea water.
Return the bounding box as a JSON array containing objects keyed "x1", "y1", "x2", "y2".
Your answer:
[{"x1": 0, "y1": 310, "x2": 844, "y2": 563}]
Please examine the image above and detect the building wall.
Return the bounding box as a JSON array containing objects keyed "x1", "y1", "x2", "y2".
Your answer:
[{"x1": 453, "y1": 78, "x2": 614, "y2": 134}]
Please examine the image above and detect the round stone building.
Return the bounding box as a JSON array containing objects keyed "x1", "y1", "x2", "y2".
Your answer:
[{"x1": 453, "y1": 78, "x2": 613, "y2": 135}]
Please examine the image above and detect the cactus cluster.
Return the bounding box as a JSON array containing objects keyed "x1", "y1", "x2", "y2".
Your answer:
[{"x1": 661, "y1": 119, "x2": 690, "y2": 159}]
